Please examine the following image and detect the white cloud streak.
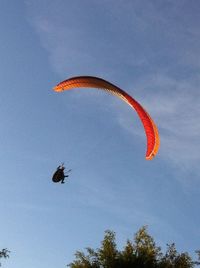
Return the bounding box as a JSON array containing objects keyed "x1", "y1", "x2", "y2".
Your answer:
[
  {"x1": 25, "y1": 0, "x2": 200, "y2": 174},
  {"x1": 119, "y1": 74, "x2": 200, "y2": 174}
]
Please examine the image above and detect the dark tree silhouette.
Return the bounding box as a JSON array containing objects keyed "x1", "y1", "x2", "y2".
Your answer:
[
  {"x1": 68, "y1": 226, "x2": 200, "y2": 268},
  {"x1": 0, "y1": 249, "x2": 9, "y2": 266}
]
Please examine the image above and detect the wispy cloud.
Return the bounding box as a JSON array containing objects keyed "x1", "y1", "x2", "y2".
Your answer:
[
  {"x1": 117, "y1": 73, "x2": 200, "y2": 174},
  {"x1": 25, "y1": 0, "x2": 200, "y2": 174}
]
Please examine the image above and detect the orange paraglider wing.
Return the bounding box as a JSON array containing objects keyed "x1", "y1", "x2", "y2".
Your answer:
[{"x1": 54, "y1": 76, "x2": 160, "y2": 160}]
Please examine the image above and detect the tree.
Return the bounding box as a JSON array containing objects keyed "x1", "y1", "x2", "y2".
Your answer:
[
  {"x1": 68, "y1": 227, "x2": 200, "y2": 268},
  {"x1": 0, "y1": 249, "x2": 9, "y2": 267}
]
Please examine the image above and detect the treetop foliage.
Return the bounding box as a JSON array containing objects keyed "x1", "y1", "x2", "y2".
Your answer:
[
  {"x1": 68, "y1": 226, "x2": 199, "y2": 268},
  {"x1": 0, "y1": 249, "x2": 10, "y2": 267}
]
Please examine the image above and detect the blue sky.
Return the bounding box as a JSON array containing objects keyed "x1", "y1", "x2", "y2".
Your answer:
[{"x1": 1, "y1": 0, "x2": 200, "y2": 267}]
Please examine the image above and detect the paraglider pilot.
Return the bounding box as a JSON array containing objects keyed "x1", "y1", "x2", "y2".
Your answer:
[{"x1": 52, "y1": 165, "x2": 69, "y2": 184}]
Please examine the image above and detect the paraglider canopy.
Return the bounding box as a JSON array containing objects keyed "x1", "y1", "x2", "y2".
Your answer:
[{"x1": 53, "y1": 76, "x2": 160, "y2": 160}]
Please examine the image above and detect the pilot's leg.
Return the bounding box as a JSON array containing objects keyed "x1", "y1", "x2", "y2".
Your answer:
[{"x1": 61, "y1": 176, "x2": 65, "y2": 184}]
